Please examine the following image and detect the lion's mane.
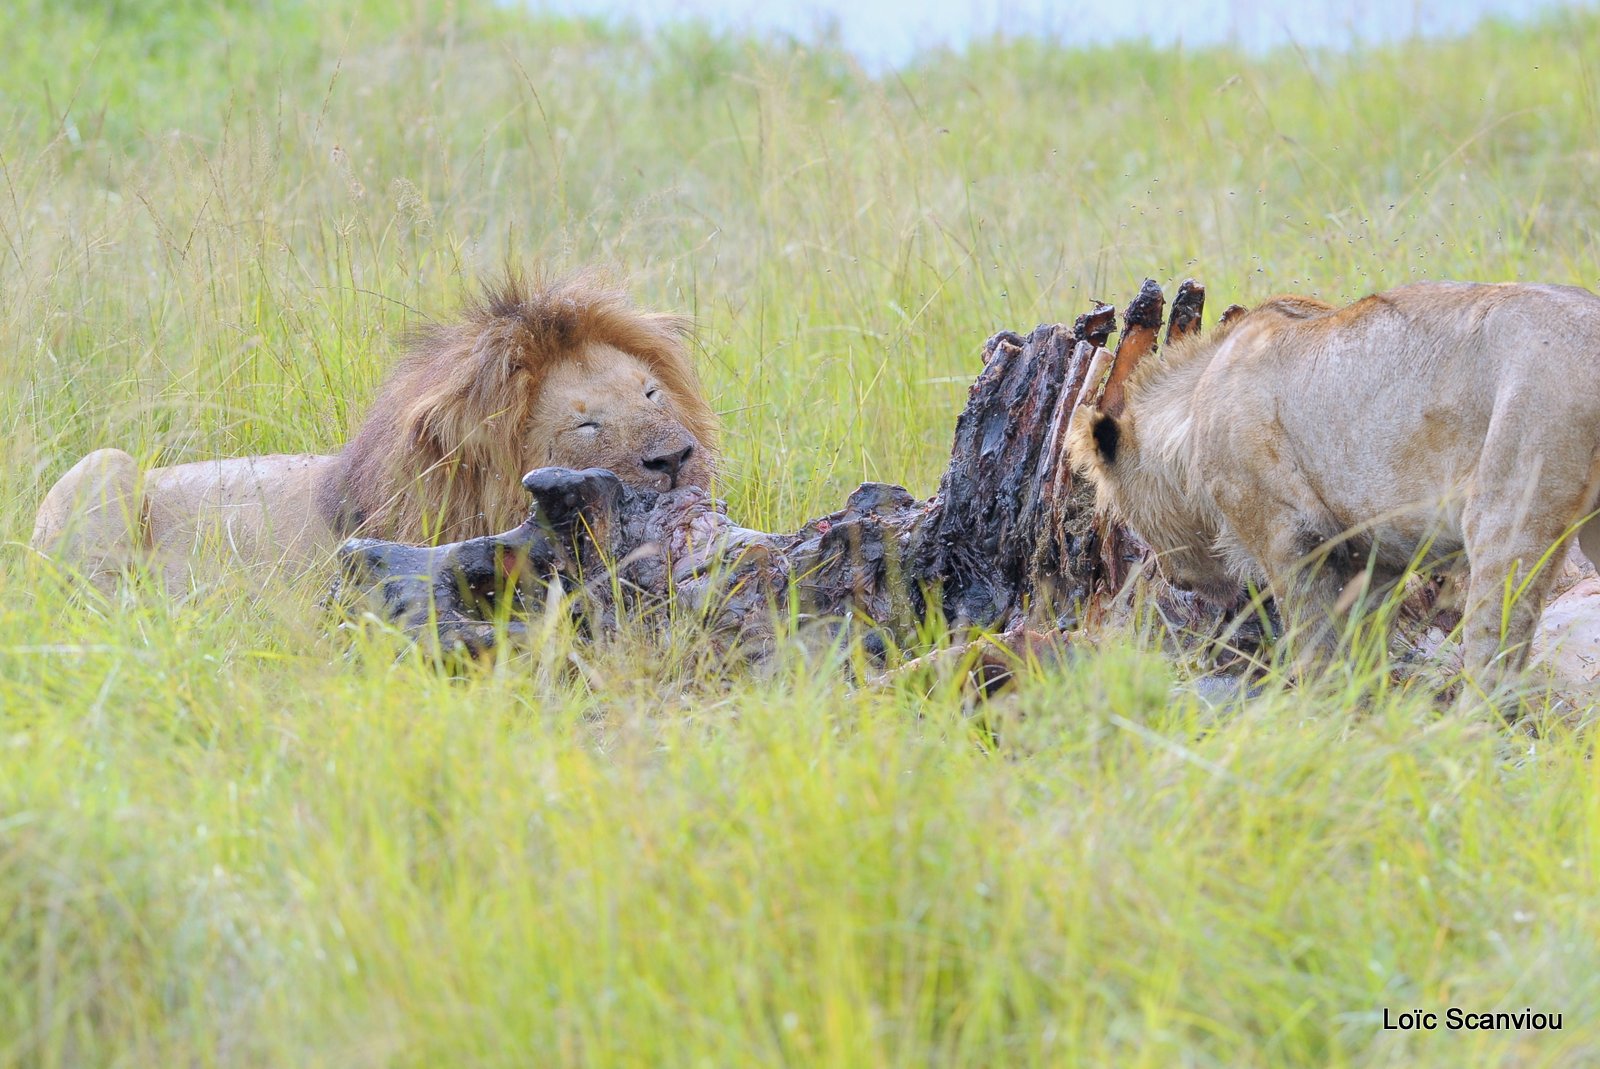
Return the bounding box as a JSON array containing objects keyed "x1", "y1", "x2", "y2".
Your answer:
[{"x1": 325, "y1": 272, "x2": 717, "y2": 542}]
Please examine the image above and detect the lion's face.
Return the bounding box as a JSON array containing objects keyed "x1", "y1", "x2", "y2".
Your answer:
[
  {"x1": 526, "y1": 344, "x2": 713, "y2": 493},
  {"x1": 1070, "y1": 406, "x2": 1242, "y2": 603}
]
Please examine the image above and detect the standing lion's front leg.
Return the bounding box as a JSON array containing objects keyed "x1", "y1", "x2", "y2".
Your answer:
[
  {"x1": 1458, "y1": 519, "x2": 1565, "y2": 699},
  {"x1": 1256, "y1": 521, "x2": 1365, "y2": 679},
  {"x1": 1457, "y1": 415, "x2": 1600, "y2": 701},
  {"x1": 1211, "y1": 464, "x2": 1356, "y2": 680}
]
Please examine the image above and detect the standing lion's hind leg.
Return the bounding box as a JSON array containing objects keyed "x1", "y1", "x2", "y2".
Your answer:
[{"x1": 30, "y1": 448, "x2": 148, "y2": 594}]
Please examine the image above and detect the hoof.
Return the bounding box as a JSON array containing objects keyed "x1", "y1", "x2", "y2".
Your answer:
[{"x1": 521, "y1": 467, "x2": 625, "y2": 532}]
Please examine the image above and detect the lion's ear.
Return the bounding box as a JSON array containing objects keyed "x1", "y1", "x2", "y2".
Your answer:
[{"x1": 1089, "y1": 411, "x2": 1122, "y2": 465}]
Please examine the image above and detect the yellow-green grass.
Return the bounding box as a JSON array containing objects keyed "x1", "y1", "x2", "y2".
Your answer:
[{"x1": 4, "y1": 2, "x2": 1600, "y2": 1064}]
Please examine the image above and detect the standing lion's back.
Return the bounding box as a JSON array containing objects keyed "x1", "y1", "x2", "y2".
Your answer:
[
  {"x1": 1212, "y1": 280, "x2": 1600, "y2": 391},
  {"x1": 1190, "y1": 280, "x2": 1600, "y2": 539},
  {"x1": 1365, "y1": 280, "x2": 1600, "y2": 364}
]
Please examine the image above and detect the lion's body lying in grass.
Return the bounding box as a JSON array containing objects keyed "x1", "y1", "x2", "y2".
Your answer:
[
  {"x1": 31, "y1": 274, "x2": 717, "y2": 595},
  {"x1": 1069, "y1": 280, "x2": 1600, "y2": 694}
]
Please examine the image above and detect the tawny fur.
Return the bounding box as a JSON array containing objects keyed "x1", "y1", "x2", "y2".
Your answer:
[
  {"x1": 31, "y1": 272, "x2": 718, "y2": 594},
  {"x1": 1069, "y1": 281, "x2": 1600, "y2": 690}
]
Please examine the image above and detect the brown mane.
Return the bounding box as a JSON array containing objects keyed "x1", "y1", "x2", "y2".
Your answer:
[{"x1": 324, "y1": 271, "x2": 716, "y2": 542}]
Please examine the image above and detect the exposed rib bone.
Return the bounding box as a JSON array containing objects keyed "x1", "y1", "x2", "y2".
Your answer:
[
  {"x1": 1165, "y1": 278, "x2": 1206, "y2": 343},
  {"x1": 1099, "y1": 278, "x2": 1165, "y2": 417}
]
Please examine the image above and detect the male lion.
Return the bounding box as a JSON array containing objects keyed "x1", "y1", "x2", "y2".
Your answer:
[
  {"x1": 1068, "y1": 280, "x2": 1600, "y2": 690},
  {"x1": 31, "y1": 273, "x2": 717, "y2": 595}
]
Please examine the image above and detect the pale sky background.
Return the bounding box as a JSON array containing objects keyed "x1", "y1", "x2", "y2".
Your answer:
[{"x1": 523, "y1": 0, "x2": 1591, "y2": 69}]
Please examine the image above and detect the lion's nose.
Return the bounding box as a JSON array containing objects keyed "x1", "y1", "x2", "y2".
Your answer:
[{"x1": 642, "y1": 444, "x2": 694, "y2": 486}]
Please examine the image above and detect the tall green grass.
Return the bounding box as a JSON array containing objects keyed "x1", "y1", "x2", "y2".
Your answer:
[{"x1": 4, "y1": 2, "x2": 1600, "y2": 1064}]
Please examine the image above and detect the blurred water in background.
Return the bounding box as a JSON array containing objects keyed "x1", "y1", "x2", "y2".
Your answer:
[{"x1": 522, "y1": 0, "x2": 1591, "y2": 69}]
